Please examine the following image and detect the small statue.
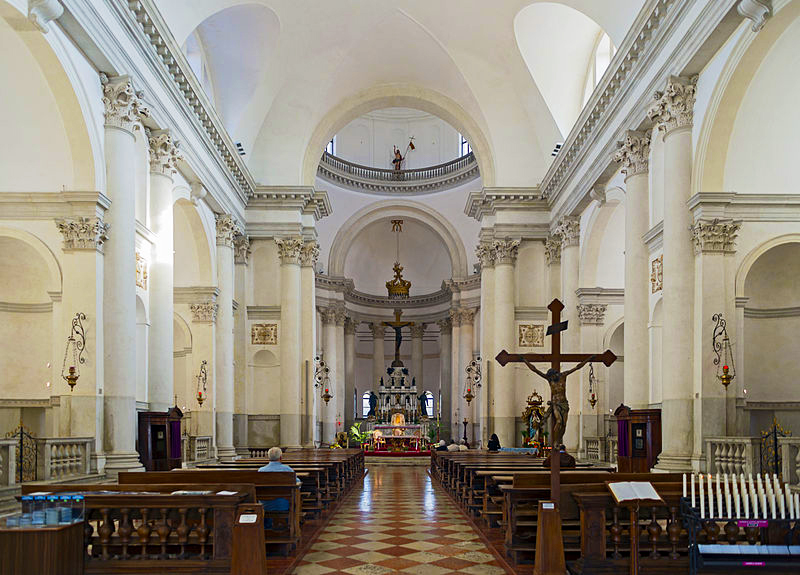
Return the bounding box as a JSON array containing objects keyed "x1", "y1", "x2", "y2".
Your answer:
[
  {"x1": 392, "y1": 146, "x2": 403, "y2": 170},
  {"x1": 417, "y1": 392, "x2": 429, "y2": 418},
  {"x1": 367, "y1": 391, "x2": 378, "y2": 418}
]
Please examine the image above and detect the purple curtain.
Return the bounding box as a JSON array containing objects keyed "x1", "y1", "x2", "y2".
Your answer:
[
  {"x1": 170, "y1": 421, "x2": 182, "y2": 459},
  {"x1": 617, "y1": 420, "x2": 629, "y2": 457}
]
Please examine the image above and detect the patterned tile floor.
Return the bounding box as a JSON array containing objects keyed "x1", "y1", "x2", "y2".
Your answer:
[{"x1": 291, "y1": 466, "x2": 510, "y2": 575}]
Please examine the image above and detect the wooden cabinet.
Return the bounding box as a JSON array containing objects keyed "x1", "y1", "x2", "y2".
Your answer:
[
  {"x1": 137, "y1": 406, "x2": 183, "y2": 471},
  {"x1": 614, "y1": 404, "x2": 661, "y2": 473},
  {"x1": 0, "y1": 521, "x2": 83, "y2": 575}
]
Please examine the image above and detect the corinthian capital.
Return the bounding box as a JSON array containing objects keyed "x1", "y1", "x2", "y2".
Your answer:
[
  {"x1": 300, "y1": 241, "x2": 320, "y2": 268},
  {"x1": 190, "y1": 302, "x2": 218, "y2": 324},
  {"x1": 544, "y1": 235, "x2": 562, "y2": 266},
  {"x1": 55, "y1": 217, "x2": 110, "y2": 252},
  {"x1": 648, "y1": 76, "x2": 697, "y2": 134},
  {"x1": 554, "y1": 217, "x2": 580, "y2": 247},
  {"x1": 320, "y1": 305, "x2": 346, "y2": 325},
  {"x1": 436, "y1": 317, "x2": 451, "y2": 334},
  {"x1": 275, "y1": 237, "x2": 304, "y2": 264},
  {"x1": 369, "y1": 322, "x2": 386, "y2": 338},
  {"x1": 475, "y1": 243, "x2": 494, "y2": 269},
  {"x1": 344, "y1": 317, "x2": 358, "y2": 335},
  {"x1": 215, "y1": 214, "x2": 239, "y2": 247},
  {"x1": 492, "y1": 238, "x2": 520, "y2": 265},
  {"x1": 101, "y1": 74, "x2": 149, "y2": 133},
  {"x1": 613, "y1": 130, "x2": 651, "y2": 177},
  {"x1": 691, "y1": 218, "x2": 742, "y2": 255},
  {"x1": 233, "y1": 233, "x2": 250, "y2": 265},
  {"x1": 577, "y1": 304, "x2": 607, "y2": 325},
  {"x1": 410, "y1": 324, "x2": 427, "y2": 339},
  {"x1": 148, "y1": 129, "x2": 180, "y2": 177}
]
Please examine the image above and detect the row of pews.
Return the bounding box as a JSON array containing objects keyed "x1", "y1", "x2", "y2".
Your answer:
[
  {"x1": 15, "y1": 448, "x2": 363, "y2": 575},
  {"x1": 432, "y1": 451, "x2": 692, "y2": 573}
]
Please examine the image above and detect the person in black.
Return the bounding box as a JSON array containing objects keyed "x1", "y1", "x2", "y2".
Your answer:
[
  {"x1": 434, "y1": 440, "x2": 448, "y2": 452},
  {"x1": 487, "y1": 433, "x2": 501, "y2": 452}
]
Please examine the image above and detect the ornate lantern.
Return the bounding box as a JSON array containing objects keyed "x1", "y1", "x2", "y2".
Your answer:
[
  {"x1": 195, "y1": 360, "x2": 208, "y2": 405},
  {"x1": 61, "y1": 313, "x2": 86, "y2": 390},
  {"x1": 712, "y1": 313, "x2": 736, "y2": 388},
  {"x1": 385, "y1": 220, "x2": 411, "y2": 300},
  {"x1": 314, "y1": 355, "x2": 333, "y2": 405},
  {"x1": 587, "y1": 363, "x2": 598, "y2": 409},
  {"x1": 464, "y1": 356, "x2": 482, "y2": 406}
]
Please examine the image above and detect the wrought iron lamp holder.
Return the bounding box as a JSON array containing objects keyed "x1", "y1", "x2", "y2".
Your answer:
[
  {"x1": 587, "y1": 363, "x2": 598, "y2": 409},
  {"x1": 196, "y1": 360, "x2": 208, "y2": 406},
  {"x1": 712, "y1": 313, "x2": 736, "y2": 388},
  {"x1": 464, "y1": 356, "x2": 482, "y2": 406},
  {"x1": 314, "y1": 355, "x2": 333, "y2": 405},
  {"x1": 61, "y1": 312, "x2": 86, "y2": 390}
]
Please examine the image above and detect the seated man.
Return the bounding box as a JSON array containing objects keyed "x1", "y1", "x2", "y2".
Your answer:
[{"x1": 258, "y1": 446, "x2": 298, "y2": 528}]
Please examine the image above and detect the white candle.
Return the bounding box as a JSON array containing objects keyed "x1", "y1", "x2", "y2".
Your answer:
[
  {"x1": 769, "y1": 492, "x2": 777, "y2": 519},
  {"x1": 733, "y1": 481, "x2": 741, "y2": 519},
  {"x1": 761, "y1": 492, "x2": 768, "y2": 519},
  {"x1": 700, "y1": 474, "x2": 705, "y2": 518},
  {"x1": 740, "y1": 475, "x2": 747, "y2": 508},
  {"x1": 757, "y1": 474, "x2": 763, "y2": 494},
  {"x1": 779, "y1": 490, "x2": 786, "y2": 519},
  {"x1": 795, "y1": 494, "x2": 799, "y2": 521},
  {"x1": 683, "y1": 474, "x2": 687, "y2": 498},
  {"x1": 786, "y1": 484, "x2": 793, "y2": 520},
  {"x1": 691, "y1": 473, "x2": 696, "y2": 508},
  {"x1": 708, "y1": 474, "x2": 714, "y2": 518},
  {"x1": 717, "y1": 474, "x2": 724, "y2": 519},
  {"x1": 726, "y1": 489, "x2": 733, "y2": 519},
  {"x1": 743, "y1": 490, "x2": 749, "y2": 519}
]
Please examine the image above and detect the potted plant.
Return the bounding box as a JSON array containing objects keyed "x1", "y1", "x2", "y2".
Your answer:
[{"x1": 349, "y1": 422, "x2": 371, "y2": 450}]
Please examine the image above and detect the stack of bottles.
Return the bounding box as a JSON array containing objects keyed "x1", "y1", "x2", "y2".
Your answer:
[{"x1": 3, "y1": 492, "x2": 84, "y2": 528}]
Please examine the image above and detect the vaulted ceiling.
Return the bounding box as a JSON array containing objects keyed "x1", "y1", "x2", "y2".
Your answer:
[{"x1": 155, "y1": 0, "x2": 645, "y2": 188}]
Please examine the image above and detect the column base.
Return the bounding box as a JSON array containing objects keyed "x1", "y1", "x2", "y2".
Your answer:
[
  {"x1": 103, "y1": 452, "x2": 144, "y2": 478},
  {"x1": 654, "y1": 452, "x2": 693, "y2": 472},
  {"x1": 216, "y1": 445, "x2": 236, "y2": 461},
  {"x1": 280, "y1": 413, "x2": 302, "y2": 448}
]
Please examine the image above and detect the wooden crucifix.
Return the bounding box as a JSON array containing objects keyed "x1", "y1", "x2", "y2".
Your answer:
[
  {"x1": 382, "y1": 309, "x2": 414, "y2": 367},
  {"x1": 495, "y1": 298, "x2": 617, "y2": 502}
]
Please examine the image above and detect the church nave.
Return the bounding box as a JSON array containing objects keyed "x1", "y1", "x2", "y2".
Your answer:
[{"x1": 292, "y1": 467, "x2": 508, "y2": 575}]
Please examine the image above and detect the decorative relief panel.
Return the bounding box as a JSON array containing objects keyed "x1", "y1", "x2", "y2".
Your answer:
[
  {"x1": 190, "y1": 302, "x2": 218, "y2": 323},
  {"x1": 251, "y1": 323, "x2": 278, "y2": 345},
  {"x1": 518, "y1": 324, "x2": 544, "y2": 348},
  {"x1": 135, "y1": 251, "x2": 148, "y2": 290},
  {"x1": 651, "y1": 255, "x2": 663, "y2": 293}
]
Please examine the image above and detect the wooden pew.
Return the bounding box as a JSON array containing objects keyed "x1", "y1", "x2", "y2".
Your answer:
[
  {"x1": 120, "y1": 470, "x2": 302, "y2": 554},
  {"x1": 21, "y1": 483, "x2": 257, "y2": 574}
]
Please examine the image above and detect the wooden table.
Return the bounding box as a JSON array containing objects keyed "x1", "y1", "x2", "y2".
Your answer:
[{"x1": 0, "y1": 521, "x2": 84, "y2": 575}]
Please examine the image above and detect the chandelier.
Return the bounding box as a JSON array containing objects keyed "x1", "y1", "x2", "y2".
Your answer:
[{"x1": 385, "y1": 219, "x2": 411, "y2": 299}]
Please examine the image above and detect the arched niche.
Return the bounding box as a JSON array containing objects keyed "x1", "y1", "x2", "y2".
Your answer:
[
  {"x1": 135, "y1": 295, "x2": 149, "y2": 404},
  {"x1": 173, "y1": 314, "x2": 193, "y2": 410},
  {"x1": 0, "y1": 230, "x2": 60, "y2": 400},
  {"x1": 580, "y1": 188, "x2": 625, "y2": 288},
  {"x1": 604, "y1": 321, "x2": 624, "y2": 418},
  {"x1": 695, "y1": 1, "x2": 800, "y2": 197},
  {"x1": 250, "y1": 349, "x2": 280, "y2": 416},
  {"x1": 174, "y1": 198, "x2": 214, "y2": 286},
  {"x1": 328, "y1": 199, "x2": 469, "y2": 281},
  {"x1": 302, "y1": 86, "x2": 495, "y2": 188},
  {"x1": 0, "y1": 2, "x2": 97, "y2": 191},
  {"x1": 649, "y1": 298, "x2": 663, "y2": 405},
  {"x1": 740, "y1": 242, "x2": 800, "y2": 416}
]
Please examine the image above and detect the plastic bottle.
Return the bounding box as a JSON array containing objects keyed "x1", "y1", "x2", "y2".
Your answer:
[
  {"x1": 19, "y1": 495, "x2": 33, "y2": 527},
  {"x1": 31, "y1": 494, "x2": 46, "y2": 526},
  {"x1": 59, "y1": 494, "x2": 73, "y2": 524},
  {"x1": 71, "y1": 494, "x2": 85, "y2": 523}
]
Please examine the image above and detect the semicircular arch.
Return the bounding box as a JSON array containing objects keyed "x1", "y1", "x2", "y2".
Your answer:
[
  {"x1": 328, "y1": 199, "x2": 469, "y2": 281},
  {"x1": 0, "y1": 226, "x2": 62, "y2": 294},
  {"x1": 736, "y1": 234, "x2": 800, "y2": 298}
]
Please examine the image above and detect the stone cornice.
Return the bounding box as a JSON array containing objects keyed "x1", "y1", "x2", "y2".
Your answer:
[
  {"x1": 174, "y1": 286, "x2": 219, "y2": 304},
  {"x1": 0, "y1": 301, "x2": 54, "y2": 313},
  {"x1": 544, "y1": 0, "x2": 742, "y2": 221},
  {"x1": 465, "y1": 187, "x2": 545, "y2": 220},
  {"x1": 315, "y1": 274, "x2": 456, "y2": 310},
  {"x1": 576, "y1": 287, "x2": 625, "y2": 306},
  {"x1": 250, "y1": 187, "x2": 332, "y2": 221},
  {"x1": 691, "y1": 218, "x2": 742, "y2": 254},
  {"x1": 648, "y1": 75, "x2": 697, "y2": 134},
  {"x1": 246, "y1": 306, "x2": 281, "y2": 320},
  {"x1": 644, "y1": 221, "x2": 664, "y2": 252},
  {"x1": 613, "y1": 130, "x2": 651, "y2": 177},
  {"x1": 443, "y1": 275, "x2": 482, "y2": 294},
  {"x1": 744, "y1": 306, "x2": 800, "y2": 319},
  {"x1": 688, "y1": 193, "x2": 800, "y2": 222}
]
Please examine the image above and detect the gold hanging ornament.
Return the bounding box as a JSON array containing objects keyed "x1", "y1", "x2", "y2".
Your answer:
[
  {"x1": 712, "y1": 313, "x2": 736, "y2": 388},
  {"x1": 195, "y1": 360, "x2": 208, "y2": 405},
  {"x1": 61, "y1": 312, "x2": 86, "y2": 390},
  {"x1": 386, "y1": 220, "x2": 411, "y2": 300}
]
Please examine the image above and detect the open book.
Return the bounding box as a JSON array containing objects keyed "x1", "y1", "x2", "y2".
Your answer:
[{"x1": 606, "y1": 481, "x2": 664, "y2": 505}]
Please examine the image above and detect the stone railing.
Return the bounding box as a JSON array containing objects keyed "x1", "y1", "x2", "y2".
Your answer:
[
  {"x1": 779, "y1": 437, "x2": 800, "y2": 485},
  {"x1": 184, "y1": 436, "x2": 213, "y2": 462},
  {"x1": 37, "y1": 437, "x2": 93, "y2": 480},
  {"x1": 248, "y1": 447, "x2": 269, "y2": 458},
  {"x1": 705, "y1": 437, "x2": 761, "y2": 476},
  {"x1": 583, "y1": 436, "x2": 618, "y2": 465},
  {"x1": 318, "y1": 151, "x2": 479, "y2": 194}
]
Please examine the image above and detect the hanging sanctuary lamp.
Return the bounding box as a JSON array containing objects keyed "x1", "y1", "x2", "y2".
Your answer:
[
  {"x1": 314, "y1": 355, "x2": 333, "y2": 405},
  {"x1": 195, "y1": 360, "x2": 208, "y2": 405},
  {"x1": 464, "y1": 357, "x2": 482, "y2": 406},
  {"x1": 712, "y1": 313, "x2": 736, "y2": 388},
  {"x1": 587, "y1": 362, "x2": 598, "y2": 408},
  {"x1": 61, "y1": 312, "x2": 86, "y2": 390}
]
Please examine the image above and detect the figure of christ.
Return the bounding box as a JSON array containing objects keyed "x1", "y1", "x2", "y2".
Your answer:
[
  {"x1": 383, "y1": 309, "x2": 414, "y2": 367},
  {"x1": 520, "y1": 355, "x2": 596, "y2": 449}
]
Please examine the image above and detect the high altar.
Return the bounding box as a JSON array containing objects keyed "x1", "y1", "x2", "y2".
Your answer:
[{"x1": 366, "y1": 366, "x2": 430, "y2": 451}]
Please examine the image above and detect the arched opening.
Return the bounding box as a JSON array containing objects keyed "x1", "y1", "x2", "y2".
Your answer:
[
  {"x1": 249, "y1": 349, "x2": 281, "y2": 447},
  {"x1": 649, "y1": 298, "x2": 663, "y2": 405},
  {"x1": 174, "y1": 198, "x2": 214, "y2": 287},
  {"x1": 606, "y1": 322, "x2": 624, "y2": 416},
  {"x1": 361, "y1": 391, "x2": 372, "y2": 419},
  {"x1": 135, "y1": 295, "x2": 148, "y2": 406},
  {"x1": 423, "y1": 391, "x2": 434, "y2": 419},
  {"x1": 742, "y1": 242, "x2": 800, "y2": 434}
]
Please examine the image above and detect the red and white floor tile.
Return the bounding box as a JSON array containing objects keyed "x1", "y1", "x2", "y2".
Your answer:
[{"x1": 291, "y1": 466, "x2": 509, "y2": 575}]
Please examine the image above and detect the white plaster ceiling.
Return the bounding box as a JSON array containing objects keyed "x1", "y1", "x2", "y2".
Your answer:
[{"x1": 155, "y1": 0, "x2": 645, "y2": 188}]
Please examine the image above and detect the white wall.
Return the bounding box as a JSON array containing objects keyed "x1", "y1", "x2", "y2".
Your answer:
[{"x1": 334, "y1": 108, "x2": 462, "y2": 169}]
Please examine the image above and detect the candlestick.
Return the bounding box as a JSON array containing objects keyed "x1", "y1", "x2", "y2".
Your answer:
[
  {"x1": 708, "y1": 473, "x2": 714, "y2": 518},
  {"x1": 691, "y1": 473, "x2": 696, "y2": 508},
  {"x1": 683, "y1": 473, "x2": 687, "y2": 498},
  {"x1": 700, "y1": 474, "x2": 705, "y2": 518}
]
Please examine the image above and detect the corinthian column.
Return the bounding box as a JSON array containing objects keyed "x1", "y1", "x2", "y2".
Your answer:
[
  {"x1": 299, "y1": 241, "x2": 319, "y2": 445},
  {"x1": 101, "y1": 75, "x2": 148, "y2": 475},
  {"x1": 476, "y1": 243, "x2": 494, "y2": 447},
  {"x1": 276, "y1": 237, "x2": 303, "y2": 447},
  {"x1": 410, "y1": 323, "x2": 426, "y2": 390},
  {"x1": 437, "y1": 318, "x2": 452, "y2": 438},
  {"x1": 545, "y1": 235, "x2": 562, "y2": 301},
  {"x1": 369, "y1": 323, "x2": 385, "y2": 390},
  {"x1": 147, "y1": 129, "x2": 179, "y2": 411},
  {"x1": 614, "y1": 130, "x2": 651, "y2": 409},
  {"x1": 344, "y1": 317, "x2": 357, "y2": 427},
  {"x1": 554, "y1": 217, "x2": 581, "y2": 452},
  {"x1": 320, "y1": 306, "x2": 345, "y2": 443},
  {"x1": 648, "y1": 75, "x2": 697, "y2": 471},
  {"x1": 492, "y1": 238, "x2": 519, "y2": 447},
  {"x1": 458, "y1": 309, "x2": 476, "y2": 444},
  {"x1": 233, "y1": 233, "x2": 250, "y2": 453},
  {"x1": 215, "y1": 215, "x2": 238, "y2": 460}
]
